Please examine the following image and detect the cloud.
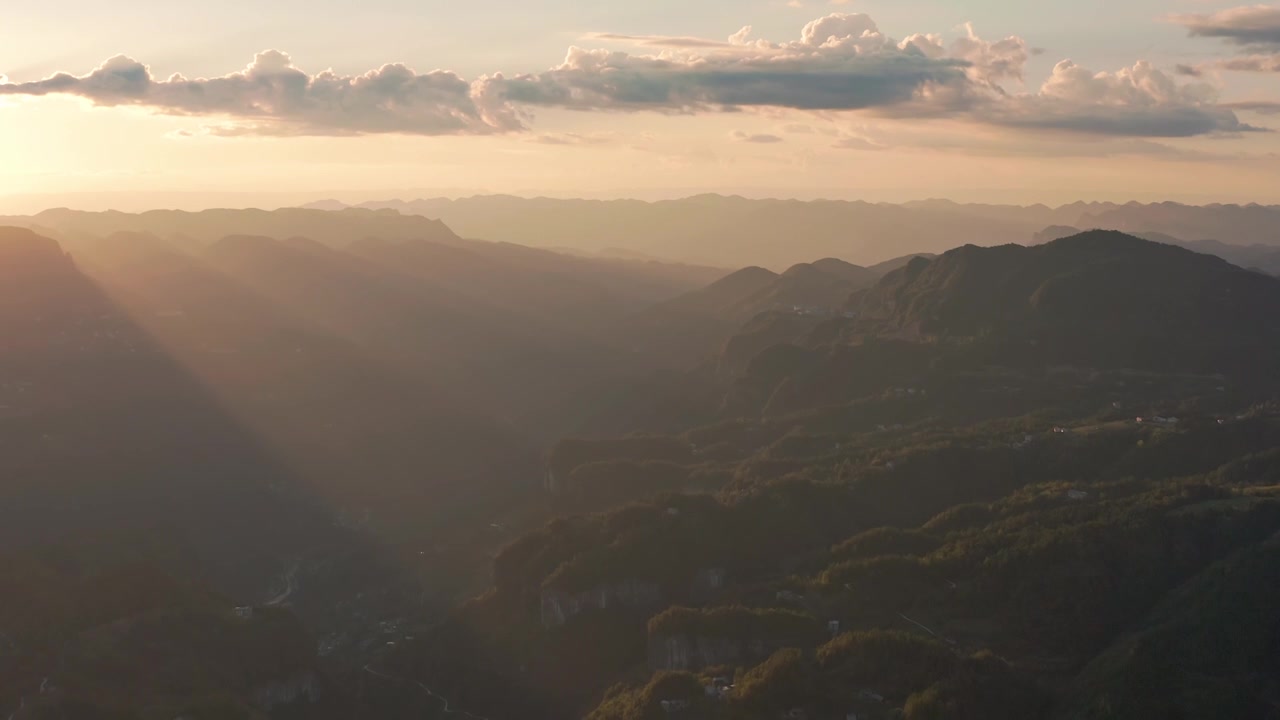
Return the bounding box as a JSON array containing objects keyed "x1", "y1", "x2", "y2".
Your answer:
[
  {"x1": 1224, "y1": 100, "x2": 1280, "y2": 114},
  {"x1": 0, "y1": 12, "x2": 1262, "y2": 140},
  {"x1": 731, "y1": 130, "x2": 785, "y2": 143},
  {"x1": 483, "y1": 15, "x2": 983, "y2": 115},
  {"x1": 1171, "y1": 6, "x2": 1280, "y2": 48},
  {"x1": 1220, "y1": 53, "x2": 1280, "y2": 72},
  {"x1": 584, "y1": 33, "x2": 735, "y2": 49},
  {"x1": 527, "y1": 131, "x2": 616, "y2": 145},
  {"x1": 1173, "y1": 6, "x2": 1280, "y2": 75},
  {"x1": 0, "y1": 51, "x2": 520, "y2": 136},
  {"x1": 483, "y1": 14, "x2": 1251, "y2": 138},
  {"x1": 979, "y1": 60, "x2": 1263, "y2": 137},
  {"x1": 832, "y1": 134, "x2": 886, "y2": 150}
]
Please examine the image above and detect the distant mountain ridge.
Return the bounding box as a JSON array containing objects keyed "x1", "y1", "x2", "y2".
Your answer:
[
  {"x1": 852, "y1": 230, "x2": 1280, "y2": 376},
  {"x1": 1034, "y1": 225, "x2": 1280, "y2": 276},
  {"x1": 301, "y1": 196, "x2": 1280, "y2": 269},
  {"x1": 0, "y1": 207, "x2": 461, "y2": 250},
  {"x1": 629, "y1": 256, "x2": 902, "y2": 367}
]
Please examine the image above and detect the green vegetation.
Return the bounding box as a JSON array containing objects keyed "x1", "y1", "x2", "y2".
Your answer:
[
  {"x1": 392, "y1": 234, "x2": 1280, "y2": 720},
  {"x1": 7, "y1": 223, "x2": 1280, "y2": 719}
]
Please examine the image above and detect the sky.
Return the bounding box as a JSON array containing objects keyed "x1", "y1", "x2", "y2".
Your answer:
[{"x1": 2, "y1": 0, "x2": 1280, "y2": 211}]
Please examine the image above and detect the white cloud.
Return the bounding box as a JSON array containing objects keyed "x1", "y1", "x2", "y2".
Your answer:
[
  {"x1": 0, "y1": 12, "x2": 1264, "y2": 140},
  {"x1": 483, "y1": 14, "x2": 1250, "y2": 137},
  {"x1": 978, "y1": 60, "x2": 1260, "y2": 136},
  {"x1": 0, "y1": 51, "x2": 519, "y2": 136}
]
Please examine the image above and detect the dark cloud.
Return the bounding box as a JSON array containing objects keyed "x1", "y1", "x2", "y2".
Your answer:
[
  {"x1": 0, "y1": 51, "x2": 519, "y2": 136},
  {"x1": 1172, "y1": 6, "x2": 1280, "y2": 47},
  {"x1": 486, "y1": 51, "x2": 971, "y2": 113},
  {"x1": 1174, "y1": 5, "x2": 1280, "y2": 78}
]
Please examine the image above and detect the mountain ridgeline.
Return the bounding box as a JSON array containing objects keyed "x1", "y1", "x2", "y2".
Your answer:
[
  {"x1": 2, "y1": 209, "x2": 1280, "y2": 720},
  {"x1": 852, "y1": 232, "x2": 1280, "y2": 376},
  {"x1": 374, "y1": 228, "x2": 1280, "y2": 720},
  {"x1": 305, "y1": 196, "x2": 1280, "y2": 270}
]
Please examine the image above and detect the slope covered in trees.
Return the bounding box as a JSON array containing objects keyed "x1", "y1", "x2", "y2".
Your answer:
[
  {"x1": 374, "y1": 231, "x2": 1280, "y2": 720},
  {"x1": 7, "y1": 220, "x2": 1280, "y2": 719}
]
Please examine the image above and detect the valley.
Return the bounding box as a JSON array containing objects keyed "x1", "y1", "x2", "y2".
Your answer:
[{"x1": 1, "y1": 211, "x2": 1278, "y2": 720}]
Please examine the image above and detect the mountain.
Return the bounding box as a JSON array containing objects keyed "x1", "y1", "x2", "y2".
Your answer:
[
  {"x1": 627, "y1": 259, "x2": 880, "y2": 369},
  {"x1": 308, "y1": 196, "x2": 1081, "y2": 269},
  {"x1": 305, "y1": 196, "x2": 1280, "y2": 270},
  {"x1": 1065, "y1": 532, "x2": 1280, "y2": 719},
  {"x1": 0, "y1": 222, "x2": 730, "y2": 718},
  {"x1": 0, "y1": 207, "x2": 461, "y2": 249},
  {"x1": 11, "y1": 212, "x2": 1280, "y2": 720},
  {"x1": 0, "y1": 228, "x2": 334, "y2": 589},
  {"x1": 0, "y1": 227, "x2": 397, "y2": 718},
  {"x1": 656, "y1": 266, "x2": 781, "y2": 318},
  {"x1": 763, "y1": 259, "x2": 876, "y2": 312},
  {"x1": 376, "y1": 230, "x2": 1280, "y2": 720},
  {"x1": 1034, "y1": 225, "x2": 1280, "y2": 276},
  {"x1": 853, "y1": 231, "x2": 1280, "y2": 377},
  {"x1": 1079, "y1": 202, "x2": 1280, "y2": 247},
  {"x1": 1, "y1": 562, "x2": 348, "y2": 719}
]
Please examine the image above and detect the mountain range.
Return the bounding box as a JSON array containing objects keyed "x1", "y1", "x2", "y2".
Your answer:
[
  {"x1": 370, "y1": 228, "x2": 1280, "y2": 720},
  {"x1": 301, "y1": 196, "x2": 1280, "y2": 270},
  {"x1": 4, "y1": 209, "x2": 1280, "y2": 719}
]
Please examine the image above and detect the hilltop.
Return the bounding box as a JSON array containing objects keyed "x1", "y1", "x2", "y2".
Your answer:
[
  {"x1": 852, "y1": 231, "x2": 1280, "y2": 376},
  {"x1": 374, "y1": 230, "x2": 1280, "y2": 720}
]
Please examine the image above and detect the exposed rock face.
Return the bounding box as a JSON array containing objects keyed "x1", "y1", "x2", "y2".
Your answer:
[
  {"x1": 252, "y1": 670, "x2": 322, "y2": 711},
  {"x1": 690, "y1": 567, "x2": 728, "y2": 603},
  {"x1": 648, "y1": 634, "x2": 771, "y2": 671},
  {"x1": 539, "y1": 580, "x2": 662, "y2": 628},
  {"x1": 544, "y1": 468, "x2": 563, "y2": 494}
]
